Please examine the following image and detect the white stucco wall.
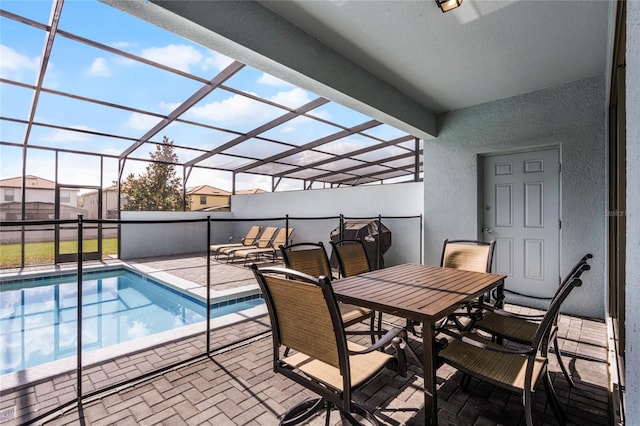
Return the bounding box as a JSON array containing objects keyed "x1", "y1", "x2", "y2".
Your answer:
[
  {"x1": 120, "y1": 211, "x2": 234, "y2": 258},
  {"x1": 424, "y1": 76, "x2": 606, "y2": 319},
  {"x1": 230, "y1": 182, "x2": 424, "y2": 266},
  {"x1": 625, "y1": 0, "x2": 639, "y2": 421},
  {"x1": 120, "y1": 183, "x2": 424, "y2": 265}
]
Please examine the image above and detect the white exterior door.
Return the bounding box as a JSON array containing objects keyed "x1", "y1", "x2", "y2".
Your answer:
[{"x1": 482, "y1": 149, "x2": 560, "y2": 297}]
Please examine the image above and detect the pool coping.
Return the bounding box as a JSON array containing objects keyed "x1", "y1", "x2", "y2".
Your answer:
[{"x1": 0, "y1": 260, "x2": 267, "y2": 391}]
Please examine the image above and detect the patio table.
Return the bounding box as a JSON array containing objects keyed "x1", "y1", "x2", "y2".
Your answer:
[{"x1": 331, "y1": 263, "x2": 506, "y2": 425}]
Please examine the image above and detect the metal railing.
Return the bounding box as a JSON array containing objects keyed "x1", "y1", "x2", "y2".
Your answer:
[{"x1": 0, "y1": 213, "x2": 422, "y2": 424}]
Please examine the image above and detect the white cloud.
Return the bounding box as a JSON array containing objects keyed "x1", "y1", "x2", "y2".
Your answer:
[
  {"x1": 184, "y1": 87, "x2": 312, "y2": 127},
  {"x1": 47, "y1": 126, "x2": 97, "y2": 142},
  {"x1": 89, "y1": 57, "x2": 110, "y2": 77},
  {"x1": 269, "y1": 88, "x2": 312, "y2": 108},
  {"x1": 257, "y1": 73, "x2": 294, "y2": 88},
  {"x1": 111, "y1": 41, "x2": 133, "y2": 49},
  {"x1": 0, "y1": 44, "x2": 39, "y2": 79},
  {"x1": 186, "y1": 92, "x2": 279, "y2": 126},
  {"x1": 201, "y1": 52, "x2": 234, "y2": 72},
  {"x1": 308, "y1": 108, "x2": 332, "y2": 121},
  {"x1": 160, "y1": 101, "x2": 180, "y2": 112},
  {"x1": 140, "y1": 44, "x2": 202, "y2": 73},
  {"x1": 279, "y1": 116, "x2": 315, "y2": 134},
  {"x1": 123, "y1": 113, "x2": 162, "y2": 130}
]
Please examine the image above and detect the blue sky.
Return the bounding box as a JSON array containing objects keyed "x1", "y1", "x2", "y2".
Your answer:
[{"x1": 0, "y1": 0, "x2": 412, "y2": 192}]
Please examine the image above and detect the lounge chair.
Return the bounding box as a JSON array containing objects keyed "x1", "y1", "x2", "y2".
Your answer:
[
  {"x1": 230, "y1": 227, "x2": 293, "y2": 265},
  {"x1": 209, "y1": 225, "x2": 262, "y2": 259},
  {"x1": 218, "y1": 226, "x2": 278, "y2": 260}
]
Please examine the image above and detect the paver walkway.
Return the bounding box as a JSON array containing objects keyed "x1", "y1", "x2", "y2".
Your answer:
[{"x1": 0, "y1": 256, "x2": 611, "y2": 425}]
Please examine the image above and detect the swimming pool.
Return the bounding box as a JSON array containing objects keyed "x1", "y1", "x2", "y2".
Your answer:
[{"x1": 0, "y1": 268, "x2": 264, "y2": 376}]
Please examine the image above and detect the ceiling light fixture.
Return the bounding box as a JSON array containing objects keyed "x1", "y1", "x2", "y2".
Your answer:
[{"x1": 436, "y1": 0, "x2": 463, "y2": 13}]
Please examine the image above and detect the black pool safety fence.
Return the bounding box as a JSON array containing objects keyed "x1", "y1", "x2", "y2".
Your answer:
[{"x1": 0, "y1": 213, "x2": 422, "y2": 425}]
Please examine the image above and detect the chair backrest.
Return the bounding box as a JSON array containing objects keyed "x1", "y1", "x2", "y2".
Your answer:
[
  {"x1": 441, "y1": 239, "x2": 496, "y2": 273},
  {"x1": 548, "y1": 254, "x2": 592, "y2": 305},
  {"x1": 271, "y1": 227, "x2": 294, "y2": 248},
  {"x1": 531, "y1": 255, "x2": 592, "y2": 351},
  {"x1": 242, "y1": 225, "x2": 263, "y2": 246},
  {"x1": 254, "y1": 226, "x2": 278, "y2": 248},
  {"x1": 250, "y1": 265, "x2": 346, "y2": 371},
  {"x1": 280, "y1": 242, "x2": 333, "y2": 279},
  {"x1": 330, "y1": 239, "x2": 371, "y2": 277}
]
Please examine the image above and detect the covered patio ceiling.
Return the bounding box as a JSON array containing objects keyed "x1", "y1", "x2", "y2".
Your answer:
[
  {"x1": 0, "y1": 1, "x2": 423, "y2": 192},
  {"x1": 117, "y1": 0, "x2": 610, "y2": 131},
  {"x1": 1, "y1": 0, "x2": 610, "y2": 191}
]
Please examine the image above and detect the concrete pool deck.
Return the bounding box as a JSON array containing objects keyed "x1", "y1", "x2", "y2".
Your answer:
[
  {"x1": 0, "y1": 255, "x2": 268, "y2": 390},
  {"x1": 0, "y1": 255, "x2": 612, "y2": 425}
]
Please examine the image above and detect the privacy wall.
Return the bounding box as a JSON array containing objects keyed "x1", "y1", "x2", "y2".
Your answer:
[
  {"x1": 424, "y1": 76, "x2": 606, "y2": 318},
  {"x1": 121, "y1": 182, "x2": 424, "y2": 266}
]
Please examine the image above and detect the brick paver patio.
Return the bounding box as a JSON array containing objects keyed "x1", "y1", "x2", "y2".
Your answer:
[{"x1": 0, "y1": 255, "x2": 611, "y2": 425}]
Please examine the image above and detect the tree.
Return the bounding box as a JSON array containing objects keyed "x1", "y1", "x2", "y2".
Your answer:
[{"x1": 120, "y1": 136, "x2": 186, "y2": 211}]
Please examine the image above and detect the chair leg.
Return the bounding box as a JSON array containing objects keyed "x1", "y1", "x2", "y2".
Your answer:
[
  {"x1": 280, "y1": 398, "x2": 327, "y2": 426},
  {"x1": 553, "y1": 334, "x2": 575, "y2": 388},
  {"x1": 460, "y1": 373, "x2": 472, "y2": 391},
  {"x1": 543, "y1": 369, "x2": 567, "y2": 424},
  {"x1": 523, "y1": 386, "x2": 534, "y2": 426},
  {"x1": 391, "y1": 337, "x2": 408, "y2": 377},
  {"x1": 339, "y1": 401, "x2": 380, "y2": 426},
  {"x1": 366, "y1": 311, "x2": 385, "y2": 345}
]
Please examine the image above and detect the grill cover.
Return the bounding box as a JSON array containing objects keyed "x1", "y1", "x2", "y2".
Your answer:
[{"x1": 330, "y1": 220, "x2": 391, "y2": 270}]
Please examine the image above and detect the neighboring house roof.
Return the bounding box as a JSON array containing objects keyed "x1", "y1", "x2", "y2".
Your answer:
[
  {"x1": 235, "y1": 188, "x2": 267, "y2": 195},
  {"x1": 195, "y1": 204, "x2": 231, "y2": 212},
  {"x1": 0, "y1": 175, "x2": 56, "y2": 190},
  {"x1": 82, "y1": 185, "x2": 118, "y2": 196},
  {"x1": 186, "y1": 185, "x2": 231, "y2": 196}
]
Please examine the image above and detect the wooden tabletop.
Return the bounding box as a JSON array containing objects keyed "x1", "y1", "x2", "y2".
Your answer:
[
  {"x1": 332, "y1": 263, "x2": 506, "y2": 322},
  {"x1": 332, "y1": 263, "x2": 506, "y2": 425}
]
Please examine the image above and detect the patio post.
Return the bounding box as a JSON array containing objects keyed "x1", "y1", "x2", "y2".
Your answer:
[
  {"x1": 206, "y1": 216, "x2": 211, "y2": 355},
  {"x1": 377, "y1": 215, "x2": 382, "y2": 269},
  {"x1": 420, "y1": 214, "x2": 423, "y2": 263},
  {"x1": 76, "y1": 214, "x2": 83, "y2": 400},
  {"x1": 285, "y1": 214, "x2": 289, "y2": 245}
]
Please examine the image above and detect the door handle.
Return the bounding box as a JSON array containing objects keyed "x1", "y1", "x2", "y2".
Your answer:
[{"x1": 482, "y1": 228, "x2": 493, "y2": 234}]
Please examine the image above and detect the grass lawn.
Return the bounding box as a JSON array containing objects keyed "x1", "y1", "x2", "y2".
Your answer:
[{"x1": 0, "y1": 238, "x2": 118, "y2": 268}]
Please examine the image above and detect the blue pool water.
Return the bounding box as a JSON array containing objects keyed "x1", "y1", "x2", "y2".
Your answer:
[{"x1": 0, "y1": 268, "x2": 263, "y2": 375}]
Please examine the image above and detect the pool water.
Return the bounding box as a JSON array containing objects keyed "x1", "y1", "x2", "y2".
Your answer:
[{"x1": 0, "y1": 268, "x2": 263, "y2": 375}]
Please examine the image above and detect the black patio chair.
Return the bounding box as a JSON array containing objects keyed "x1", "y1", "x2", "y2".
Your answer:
[
  {"x1": 437, "y1": 254, "x2": 592, "y2": 426},
  {"x1": 280, "y1": 242, "x2": 377, "y2": 342},
  {"x1": 470, "y1": 253, "x2": 593, "y2": 388},
  {"x1": 250, "y1": 264, "x2": 408, "y2": 425}
]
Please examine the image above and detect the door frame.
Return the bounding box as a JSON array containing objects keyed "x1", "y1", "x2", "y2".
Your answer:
[{"x1": 55, "y1": 184, "x2": 102, "y2": 263}]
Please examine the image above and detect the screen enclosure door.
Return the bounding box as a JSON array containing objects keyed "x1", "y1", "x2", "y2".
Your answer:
[{"x1": 55, "y1": 185, "x2": 101, "y2": 263}]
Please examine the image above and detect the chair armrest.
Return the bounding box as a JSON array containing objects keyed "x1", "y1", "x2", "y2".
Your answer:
[
  {"x1": 471, "y1": 302, "x2": 545, "y2": 320},
  {"x1": 348, "y1": 327, "x2": 404, "y2": 355},
  {"x1": 437, "y1": 328, "x2": 535, "y2": 355},
  {"x1": 492, "y1": 287, "x2": 553, "y2": 303}
]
